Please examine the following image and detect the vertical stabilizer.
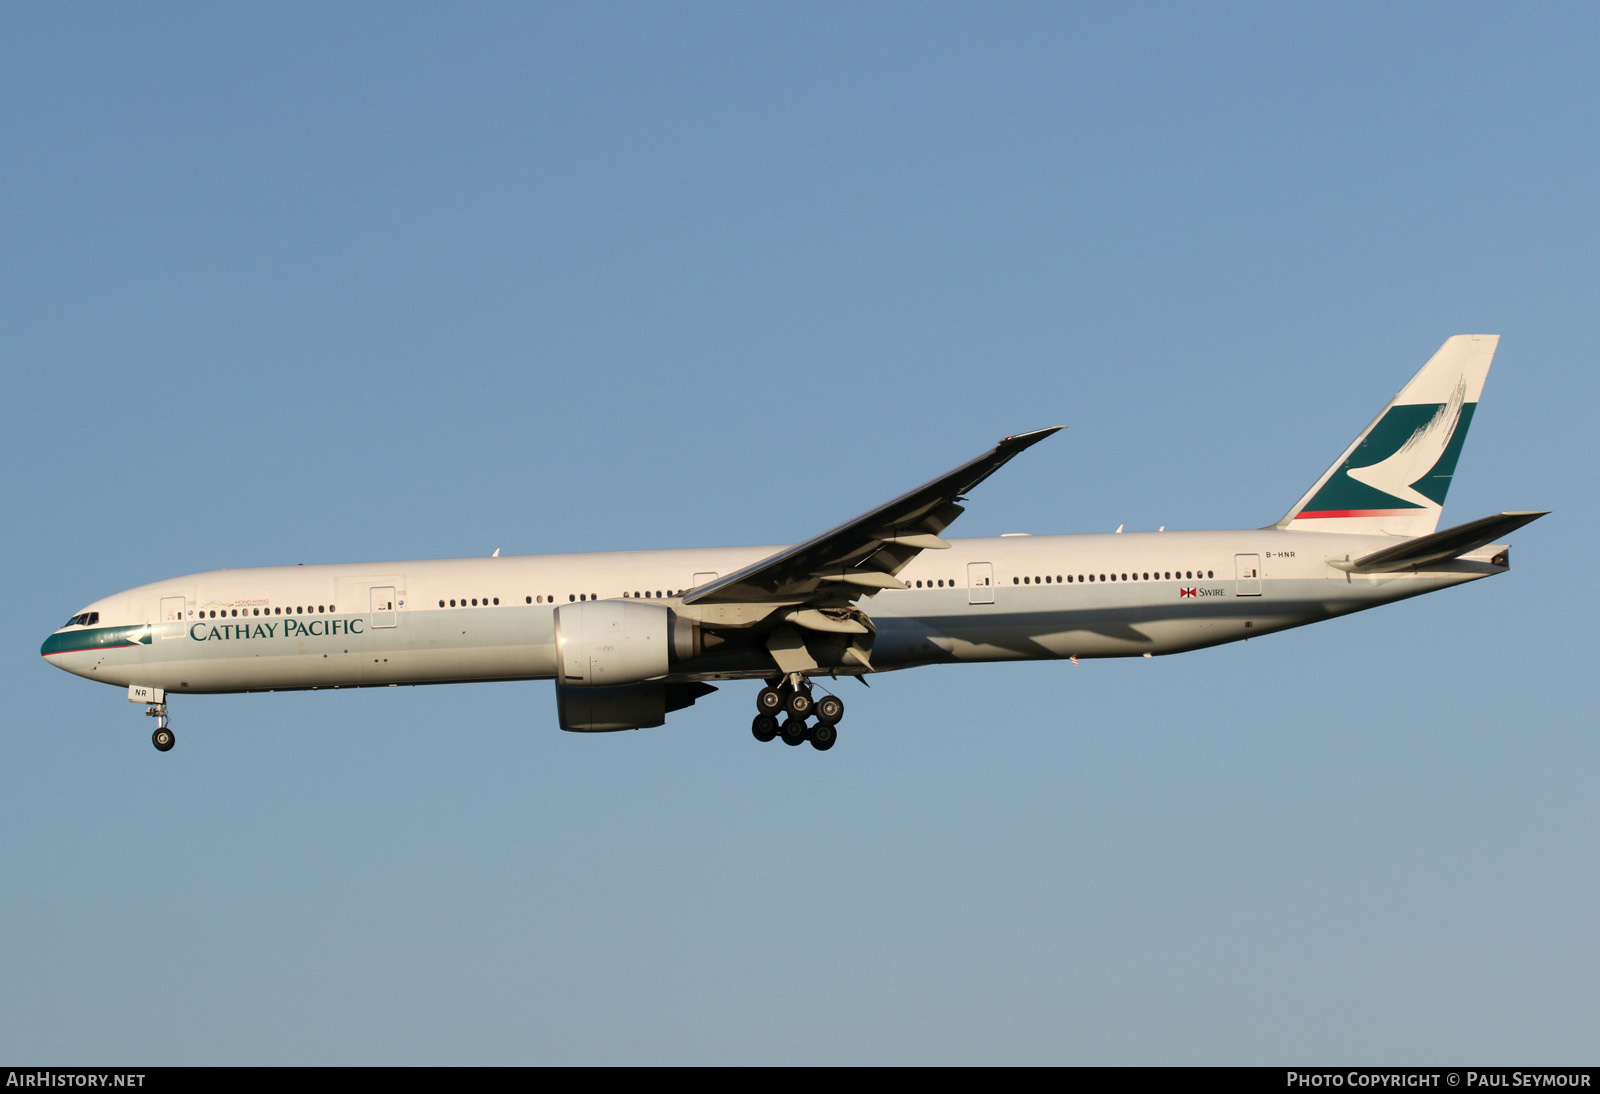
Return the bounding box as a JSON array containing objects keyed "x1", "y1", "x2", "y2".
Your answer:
[{"x1": 1277, "y1": 335, "x2": 1497, "y2": 537}]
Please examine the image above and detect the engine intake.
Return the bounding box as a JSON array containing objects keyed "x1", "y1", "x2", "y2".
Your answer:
[{"x1": 553, "y1": 600, "x2": 701, "y2": 687}]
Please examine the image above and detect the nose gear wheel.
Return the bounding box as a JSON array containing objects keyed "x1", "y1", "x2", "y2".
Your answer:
[{"x1": 146, "y1": 700, "x2": 174, "y2": 752}]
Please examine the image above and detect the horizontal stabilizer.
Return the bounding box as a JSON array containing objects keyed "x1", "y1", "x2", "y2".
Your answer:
[{"x1": 1331, "y1": 511, "x2": 1548, "y2": 573}]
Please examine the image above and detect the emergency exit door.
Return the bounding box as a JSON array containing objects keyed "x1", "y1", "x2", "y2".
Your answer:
[
  {"x1": 371, "y1": 586, "x2": 397, "y2": 627},
  {"x1": 967, "y1": 562, "x2": 994, "y2": 604},
  {"x1": 1235, "y1": 555, "x2": 1262, "y2": 596}
]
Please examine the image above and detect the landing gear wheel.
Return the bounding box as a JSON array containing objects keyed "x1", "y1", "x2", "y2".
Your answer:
[
  {"x1": 814, "y1": 694, "x2": 844, "y2": 725},
  {"x1": 810, "y1": 722, "x2": 837, "y2": 751},
  {"x1": 152, "y1": 727, "x2": 175, "y2": 752},
  {"x1": 752, "y1": 714, "x2": 779, "y2": 743},
  {"x1": 786, "y1": 690, "x2": 813, "y2": 718},
  {"x1": 756, "y1": 687, "x2": 785, "y2": 715},
  {"x1": 780, "y1": 717, "x2": 809, "y2": 746}
]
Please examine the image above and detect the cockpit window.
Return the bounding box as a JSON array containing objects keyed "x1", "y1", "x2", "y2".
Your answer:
[{"x1": 63, "y1": 612, "x2": 100, "y2": 627}]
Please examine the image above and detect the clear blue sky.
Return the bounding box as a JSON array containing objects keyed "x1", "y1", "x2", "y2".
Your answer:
[{"x1": 3, "y1": 3, "x2": 1595, "y2": 1064}]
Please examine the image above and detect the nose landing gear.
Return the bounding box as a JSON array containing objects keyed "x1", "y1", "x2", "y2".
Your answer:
[{"x1": 146, "y1": 700, "x2": 175, "y2": 752}]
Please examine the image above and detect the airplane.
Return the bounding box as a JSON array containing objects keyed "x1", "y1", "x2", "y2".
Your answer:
[{"x1": 42, "y1": 335, "x2": 1545, "y2": 754}]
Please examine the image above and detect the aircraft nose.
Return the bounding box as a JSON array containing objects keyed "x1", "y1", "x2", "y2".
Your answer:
[{"x1": 41, "y1": 622, "x2": 84, "y2": 662}]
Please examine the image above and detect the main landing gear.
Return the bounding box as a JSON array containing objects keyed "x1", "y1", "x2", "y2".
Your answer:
[
  {"x1": 147, "y1": 700, "x2": 175, "y2": 752},
  {"x1": 751, "y1": 676, "x2": 842, "y2": 752}
]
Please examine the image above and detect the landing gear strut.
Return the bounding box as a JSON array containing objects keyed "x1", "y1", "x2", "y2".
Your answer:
[
  {"x1": 751, "y1": 677, "x2": 844, "y2": 752},
  {"x1": 147, "y1": 700, "x2": 174, "y2": 752}
]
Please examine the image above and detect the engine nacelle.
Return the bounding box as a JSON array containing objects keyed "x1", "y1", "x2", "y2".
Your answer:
[
  {"x1": 556, "y1": 680, "x2": 717, "y2": 732},
  {"x1": 553, "y1": 599, "x2": 701, "y2": 687}
]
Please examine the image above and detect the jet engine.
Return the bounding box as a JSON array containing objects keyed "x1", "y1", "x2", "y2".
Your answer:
[{"x1": 553, "y1": 600, "x2": 703, "y2": 687}]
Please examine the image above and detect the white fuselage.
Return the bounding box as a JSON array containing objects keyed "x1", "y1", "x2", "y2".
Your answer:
[{"x1": 41, "y1": 527, "x2": 1501, "y2": 696}]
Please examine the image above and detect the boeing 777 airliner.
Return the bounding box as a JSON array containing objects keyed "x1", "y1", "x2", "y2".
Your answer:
[{"x1": 43, "y1": 335, "x2": 1544, "y2": 753}]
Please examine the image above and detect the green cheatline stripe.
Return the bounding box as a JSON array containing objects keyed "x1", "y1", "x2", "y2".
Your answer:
[{"x1": 41, "y1": 625, "x2": 151, "y2": 657}]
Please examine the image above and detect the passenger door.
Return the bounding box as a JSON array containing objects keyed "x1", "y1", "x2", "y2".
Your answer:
[
  {"x1": 967, "y1": 562, "x2": 995, "y2": 604},
  {"x1": 1235, "y1": 554, "x2": 1262, "y2": 597},
  {"x1": 370, "y1": 586, "x2": 397, "y2": 628}
]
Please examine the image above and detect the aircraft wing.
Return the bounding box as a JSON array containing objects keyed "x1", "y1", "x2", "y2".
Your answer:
[{"x1": 683, "y1": 427, "x2": 1063, "y2": 607}]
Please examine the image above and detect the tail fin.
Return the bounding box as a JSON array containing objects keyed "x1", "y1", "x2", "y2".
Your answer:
[{"x1": 1277, "y1": 334, "x2": 1498, "y2": 537}]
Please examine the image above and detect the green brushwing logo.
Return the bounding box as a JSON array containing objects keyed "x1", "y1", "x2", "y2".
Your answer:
[{"x1": 1303, "y1": 385, "x2": 1475, "y2": 515}]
